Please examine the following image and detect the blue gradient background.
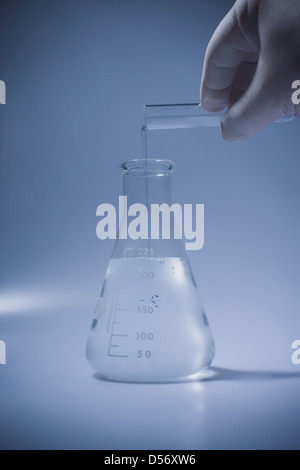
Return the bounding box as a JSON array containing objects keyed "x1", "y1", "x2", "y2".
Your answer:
[{"x1": 0, "y1": 0, "x2": 300, "y2": 450}]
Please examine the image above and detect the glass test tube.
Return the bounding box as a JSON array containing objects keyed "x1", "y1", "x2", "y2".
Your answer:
[{"x1": 143, "y1": 103, "x2": 295, "y2": 131}]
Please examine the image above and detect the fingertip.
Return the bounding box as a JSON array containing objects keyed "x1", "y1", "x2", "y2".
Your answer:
[
  {"x1": 201, "y1": 99, "x2": 228, "y2": 113},
  {"x1": 200, "y1": 86, "x2": 230, "y2": 112},
  {"x1": 220, "y1": 114, "x2": 249, "y2": 142},
  {"x1": 200, "y1": 101, "x2": 211, "y2": 112}
]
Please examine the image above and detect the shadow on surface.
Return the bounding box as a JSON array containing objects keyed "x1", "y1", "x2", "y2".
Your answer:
[
  {"x1": 205, "y1": 367, "x2": 300, "y2": 382},
  {"x1": 93, "y1": 367, "x2": 300, "y2": 384}
]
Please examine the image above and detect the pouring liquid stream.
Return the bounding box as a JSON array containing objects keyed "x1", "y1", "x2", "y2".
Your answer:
[{"x1": 141, "y1": 124, "x2": 151, "y2": 252}]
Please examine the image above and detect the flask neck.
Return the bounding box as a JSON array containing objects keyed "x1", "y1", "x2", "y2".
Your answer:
[
  {"x1": 122, "y1": 173, "x2": 172, "y2": 207},
  {"x1": 111, "y1": 159, "x2": 185, "y2": 259},
  {"x1": 121, "y1": 159, "x2": 174, "y2": 206}
]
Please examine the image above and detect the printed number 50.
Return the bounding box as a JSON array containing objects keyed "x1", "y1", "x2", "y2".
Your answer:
[{"x1": 137, "y1": 350, "x2": 151, "y2": 358}]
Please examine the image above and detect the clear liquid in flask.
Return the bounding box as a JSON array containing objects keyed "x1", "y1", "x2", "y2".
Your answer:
[{"x1": 86, "y1": 256, "x2": 215, "y2": 382}]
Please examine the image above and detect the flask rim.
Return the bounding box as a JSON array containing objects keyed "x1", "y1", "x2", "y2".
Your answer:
[{"x1": 120, "y1": 159, "x2": 175, "y2": 177}]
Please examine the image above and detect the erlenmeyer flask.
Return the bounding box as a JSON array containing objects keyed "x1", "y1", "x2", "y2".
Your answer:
[{"x1": 86, "y1": 159, "x2": 215, "y2": 382}]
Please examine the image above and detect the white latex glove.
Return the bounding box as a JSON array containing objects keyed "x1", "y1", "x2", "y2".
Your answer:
[{"x1": 200, "y1": 0, "x2": 300, "y2": 141}]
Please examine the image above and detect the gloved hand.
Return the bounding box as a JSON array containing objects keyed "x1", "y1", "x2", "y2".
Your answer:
[{"x1": 200, "y1": 0, "x2": 300, "y2": 141}]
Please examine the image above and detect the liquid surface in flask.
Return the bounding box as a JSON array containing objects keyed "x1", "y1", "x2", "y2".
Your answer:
[{"x1": 86, "y1": 158, "x2": 215, "y2": 382}]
